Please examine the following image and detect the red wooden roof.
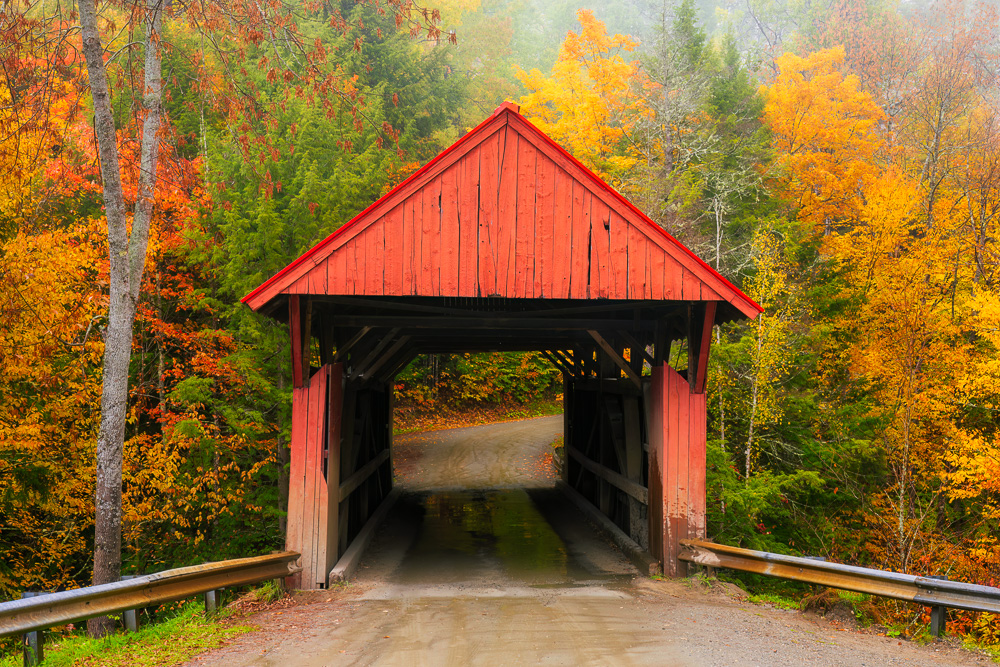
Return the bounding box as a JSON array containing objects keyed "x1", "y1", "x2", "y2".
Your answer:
[{"x1": 243, "y1": 102, "x2": 761, "y2": 321}]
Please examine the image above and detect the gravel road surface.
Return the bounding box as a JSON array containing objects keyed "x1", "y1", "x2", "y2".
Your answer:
[{"x1": 188, "y1": 416, "x2": 993, "y2": 666}]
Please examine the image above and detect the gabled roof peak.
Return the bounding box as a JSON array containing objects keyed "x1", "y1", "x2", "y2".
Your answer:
[{"x1": 242, "y1": 106, "x2": 761, "y2": 323}]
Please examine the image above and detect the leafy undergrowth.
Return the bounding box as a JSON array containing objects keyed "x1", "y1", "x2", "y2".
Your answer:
[
  {"x1": 0, "y1": 600, "x2": 254, "y2": 667},
  {"x1": 393, "y1": 397, "x2": 562, "y2": 434}
]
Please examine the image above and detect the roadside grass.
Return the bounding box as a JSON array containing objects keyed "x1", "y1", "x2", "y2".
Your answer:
[
  {"x1": 961, "y1": 639, "x2": 1000, "y2": 662},
  {"x1": 0, "y1": 601, "x2": 253, "y2": 667},
  {"x1": 748, "y1": 592, "x2": 800, "y2": 610}
]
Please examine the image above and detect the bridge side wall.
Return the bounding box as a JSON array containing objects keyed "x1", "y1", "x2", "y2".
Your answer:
[
  {"x1": 647, "y1": 364, "x2": 707, "y2": 577},
  {"x1": 286, "y1": 364, "x2": 340, "y2": 589},
  {"x1": 286, "y1": 361, "x2": 396, "y2": 590}
]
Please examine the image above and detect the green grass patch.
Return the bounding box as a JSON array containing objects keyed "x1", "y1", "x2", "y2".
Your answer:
[
  {"x1": 748, "y1": 592, "x2": 800, "y2": 610},
  {"x1": 0, "y1": 601, "x2": 252, "y2": 667}
]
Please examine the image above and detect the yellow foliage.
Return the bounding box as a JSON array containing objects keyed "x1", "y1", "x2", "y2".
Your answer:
[
  {"x1": 517, "y1": 10, "x2": 649, "y2": 186},
  {"x1": 0, "y1": 218, "x2": 106, "y2": 594},
  {"x1": 763, "y1": 47, "x2": 884, "y2": 233},
  {"x1": 741, "y1": 224, "x2": 793, "y2": 478}
]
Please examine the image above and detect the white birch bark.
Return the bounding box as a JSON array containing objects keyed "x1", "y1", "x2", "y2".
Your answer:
[{"x1": 79, "y1": 0, "x2": 163, "y2": 637}]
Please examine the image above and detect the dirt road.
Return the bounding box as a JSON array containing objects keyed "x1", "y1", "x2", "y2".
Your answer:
[{"x1": 189, "y1": 416, "x2": 991, "y2": 666}]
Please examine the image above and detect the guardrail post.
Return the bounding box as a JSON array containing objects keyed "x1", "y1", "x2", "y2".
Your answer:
[
  {"x1": 121, "y1": 575, "x2": 139, "y2": 632},
  {"x1": 204, "y1": 588, "x2": 224, "y2": 615},
  {"x1": 21, "y1": 592, "x2": 43, "y2": 667},
  {"x1": 928, "y1": 575, "x2": 948, "y2": 637}
]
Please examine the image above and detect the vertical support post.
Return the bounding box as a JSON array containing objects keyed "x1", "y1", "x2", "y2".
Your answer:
[
  {"x1": 930, "y1": 606, "x2": 946, "y2": 637},
  {"x1": 339, "y1": 384, "x2": 358, "y2": 556},
  {"x1": 928, "y1": 575, "x2": 948, "y2": 637},
  {"x1": 21, "y1": 592, "x2": 43, "y2": 667},
  {"x1": 324, "y1": 364, "x2": 344, "y2": 585},
  {"x1": 204, "y1": 588, "x2": 223, "y2": 614},
  {"x1": 121, "y1": 575, "x2": 139, "y2": 632},
  {"x1": 647, "y1": 364, "x2": 707, "y2": 577},
  {"x1": 692, "y1": 302, "x2": 716, "y2": 394},
  {"x1": 562, "y1": 375, "x2": 572, "y2": 484},
  {"x1": 623, "y1": 396, "x2": 647, "y2": 549}
]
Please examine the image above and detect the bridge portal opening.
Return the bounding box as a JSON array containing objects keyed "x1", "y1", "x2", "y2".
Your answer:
[{"x1": 241, "y1": 104, "x2": 761, "y2": 589}]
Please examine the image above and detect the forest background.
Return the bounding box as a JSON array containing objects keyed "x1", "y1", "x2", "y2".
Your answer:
[{"x1": 2, "y1": 0, "x2": 1000, "y2": 646}]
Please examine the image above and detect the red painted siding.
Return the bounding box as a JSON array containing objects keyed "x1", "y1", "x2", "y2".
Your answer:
[
  {"x1": 244, "y1": 105, "x2": 762, "y2": 315},
  {"x1": 648, "y1": 364, "x2": 707, "y2": 578},
  {"x1": 285, "y1": 364, "x2": 332, "y2": 589}
]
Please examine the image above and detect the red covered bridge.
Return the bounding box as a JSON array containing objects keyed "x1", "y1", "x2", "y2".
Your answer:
[{"x1": 243, "y1": 102, "x2": 761, "y2": 589}]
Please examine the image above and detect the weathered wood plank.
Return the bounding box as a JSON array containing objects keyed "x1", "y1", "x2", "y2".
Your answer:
[
  {"x1": 441, "y1": 163, "x2": 461, "y2": 295},
  {"x1": 339, "y1": 449, "x2": 391, "y2": 503},
  {"x1": 335, "y1": 246, "x2": 350, "y2": 296},
  {"x1": 478, "y1": 130, "x2": 500, "y2": 296},
  {"x1": 643, "y1": 239, "x2": 653, "y2": 300},
  {"x1": 567, "y1": 445, "x2": 648, "y2": 505},
  {"x1": 570, "y1": 183, "x2": 589, "y2": 299},
  {"x1": 682, "y1": 268, "x2": 701, "y2": 301},
  {"x1": 627, "y1": 224, "x2": 645, "y2": 301},
  {"x1": 551, "y1": 168, "x2": 572, "y2": 298},
  {"x1": 497, "y1": 126, "x2": 519, "y2": 296},
  {"x1": 324, "y1": 364, "x2": 344, "y2": 574},
  {"x1": 366, "y1": 224, "x2": 384, "y2": 294},
  {"x1": 591, "y1": 197, "x2": 612, "y2": 298},
  {"x1": 308, "y1": 249, "x2": 326, "y2": 294},
  {"x1": 646, "y1": 368, "x2": 664, "y2": 565},
  {"x1": 458, "y1": 147, "x2": 481, "y2": 296},
  {"x1": 302, "y1": 365, "x2": 326, "y2": 587},
  {"x1": 535, "y1": 154, "x2": 556, "y2": 297},
  {"x1": 421, "y1": 177, "x2": 441, "y2": 295},
  {"x1": 285, "y1": 381, "x2": 308, "y2": 588},
  {"x1": 610, "y1": 212, "x2": 629, "y2": 299},
  {"x1": 384, "y1": 206, "x2": 403, "y2": 295},
  {"x1": 689, "y1": 390, "x2": 708, "y2": 540},
  {"x1": 301, "y1": 299, "x2": 312, "y2": 383},
  {"x1": 343, "y1": 235, "x2": 357, "y2": 296},
  {"x1": 515, "y1": 134, "x2": 536, "y2": 297},
  {"x1": 673, "y1": 367, "x2": 689, "y2": 550},
  {"x1": 588, "y1": 330, "x2": 641, "y2": 388},
  {"x1": 403, "y1": 196, "x2": 418, "y2": 295},
  {"x1": 694, "y1": 302, "x2": 716, "y2": 394}
]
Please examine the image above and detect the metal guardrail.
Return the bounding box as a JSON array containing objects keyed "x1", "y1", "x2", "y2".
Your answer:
[
  {"x1": 0, "y1": 551, "x2": 301, "y2": 638},
  {"x1": 680, "y1": 539, "x2": 1000, "y2": 620}
]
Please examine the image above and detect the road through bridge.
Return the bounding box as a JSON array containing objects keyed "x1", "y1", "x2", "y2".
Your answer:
[{"x1": 189, "y1": 418, "x2": 983, "y2": 666}]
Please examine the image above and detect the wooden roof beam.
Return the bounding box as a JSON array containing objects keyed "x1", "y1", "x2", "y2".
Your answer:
[
  {"x1": 588, "y1": 330, "x2": 641, "y2": 389},
  {"x1": 328, "y1": 315, "x2": 658, "y2": 331}
]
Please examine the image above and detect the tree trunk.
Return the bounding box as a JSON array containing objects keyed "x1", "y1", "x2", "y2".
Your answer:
[
  {"x1": 80, "y1": 0, "x2": 163, "y2": 637},
  {"x1": 744, "y1": 316, "x2": 763, "y2": 481}
]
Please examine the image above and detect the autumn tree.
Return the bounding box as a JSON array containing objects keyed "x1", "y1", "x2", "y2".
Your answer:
[
  {"x1": 0, "y1": 0, "x2": 452, "y2": 634},
  {"x1": 763, "y1": 47, "x2": 884, "y2": 236},
  {"x1": 517, "y1": 9, "x2": 648, "y2": 187}
]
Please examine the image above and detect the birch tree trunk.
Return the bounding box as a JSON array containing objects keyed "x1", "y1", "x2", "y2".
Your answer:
[{"x1": 80, "y1": 0, "x2": 163, "y2": 637}]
